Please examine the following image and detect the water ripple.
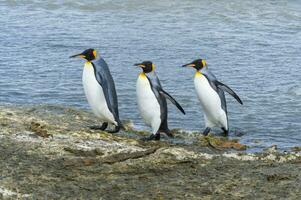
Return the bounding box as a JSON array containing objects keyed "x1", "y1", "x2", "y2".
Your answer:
[{"x1": 0, "y1": 0, "x2": 300, "y2": 150}]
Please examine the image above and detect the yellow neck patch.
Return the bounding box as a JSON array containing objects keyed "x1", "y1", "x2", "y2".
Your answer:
[
  {"x1": 139, "y1": 72, "x2": 147, "y2": 79},
  {"x1": 195, "y1": 71, "x2": 203, "y2": 77},
  {"x1": 85, "y1": 61, "x2": 92, "y2": 68}
]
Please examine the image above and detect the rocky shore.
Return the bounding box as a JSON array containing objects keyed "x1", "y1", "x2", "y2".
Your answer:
[{"x1": 0, "y1": 105, "x2": 300, "y2": 199}]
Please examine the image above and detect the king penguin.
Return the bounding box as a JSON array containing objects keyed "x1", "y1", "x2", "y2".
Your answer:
[
  {"x1": 70, "y1": 48, "x2": 122, "y2": 133},
  {"x1": 135, "y1": 61, "x2": 185, "y2": 141},
  {"x1": 182, "y1": 59, "x2": 243, "y2": 136}
]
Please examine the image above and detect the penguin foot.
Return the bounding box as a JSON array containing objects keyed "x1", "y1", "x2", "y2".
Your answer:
[
  {"x1": 107, "y1": 125, "x2": 120, "y2": 133},
  {"x1": 221, "y1": 127, "x2": 229, "y2": 136},
  {"x1": 202, "y1": 127, "x2": 211, "y2": 136},
  {"x1": 141, "y1": 134, "x2": 160, "y2": 141},
  {"x1": 164, "y1": 130, "x2": 174, "y2": 138},
  {"x1": 89, "y1": 122, "x2": 108, "y2": 130}
]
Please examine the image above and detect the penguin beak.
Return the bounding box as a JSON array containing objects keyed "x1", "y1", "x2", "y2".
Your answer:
[
  {"x1": 134, "y1": 63, "x2": 145, "y2": 68},
  {"x1": 69, "y1": 53, "x2": 85, "y2": 59},
  {"x1": 182, "y1": 63, "x2": 195, "y2": 68}
]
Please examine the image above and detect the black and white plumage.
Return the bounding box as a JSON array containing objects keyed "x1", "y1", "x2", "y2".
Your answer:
[
  {"x1": 135, "y1": 61, "x2": 185, "y2": 141},
  {"x1": 70, "y1": 49, "x2": 122, "y2": 133},
  {"x1": 183, "y1": 59, "x2": 242, "y2": 136}
]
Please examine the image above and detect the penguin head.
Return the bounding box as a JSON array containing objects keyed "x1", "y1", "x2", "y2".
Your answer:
[
  {"x1": 70, "y1": 48, "x2": 97, "y2": 61},
  {"x1": 134, "y1": 61, "x2": 155, "y2": 73},
  {"x1": 182, "y1": 59, "x2": 207, "y2": 71}
]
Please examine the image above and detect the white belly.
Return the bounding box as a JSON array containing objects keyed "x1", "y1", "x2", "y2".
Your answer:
[
  {"x1": 82, "y1": 62, "x2": 116, "y2": 125},
  {"x1": 194, "y1": 72, "x2": 227, "y2": 129},
  {"x1": 136, "y1": 73, "x2": 161, "y2": 134}
]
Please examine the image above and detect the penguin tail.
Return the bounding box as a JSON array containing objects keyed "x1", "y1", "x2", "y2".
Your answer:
[{"x1": 116, "y1": 119, "x2": 124, "y2": 130}]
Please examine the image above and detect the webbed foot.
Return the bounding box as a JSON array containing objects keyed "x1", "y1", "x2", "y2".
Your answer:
[
  {"x1": 107, "y1": 125, "x2": 120, "y2": 133},
  {"x1": 202, "y1": 127, "x2": 211, "y2": 136},
  {"x1": 164, "y1": 130, "x2": 174, "y2": 138},
  {"x1": 141, "y1": 134, "x2": 160, "y2": 141},
  {"x1": 221, "y1": 127, "x2": 229, "y2": 136},
  {"x1": 89, "y1": 122, "x2": 108, "y2": 130}
]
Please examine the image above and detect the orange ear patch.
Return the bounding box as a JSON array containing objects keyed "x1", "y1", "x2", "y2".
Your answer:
[
  {"x1": 151, "y1": 63, "x2": 155, "y2": 71},
  {"x1": 93, "y1": 50, "x2": 97, "y2": 58}
]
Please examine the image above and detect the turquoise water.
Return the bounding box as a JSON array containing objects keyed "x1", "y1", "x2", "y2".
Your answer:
[{"x1": 0, "y1": 0, "x2": 300, "y2": 150}]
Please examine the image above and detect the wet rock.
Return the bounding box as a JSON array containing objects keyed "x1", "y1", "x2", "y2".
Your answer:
[
  {"x1": 200, "y1": 135, "x2": 247, "y2": 150},
  {"x1": 0, "y1": 105, "x2": 300, "y2": 199},
  {"x1": 64, "y1": 147, "x2": 104, "y2": 157},
  {"x1": 102, "y1": 147, "x2": 159, "y2": 164},
  {"x1": 29, "y1": 121, "x2": 52, "y2": 138},
  {"x1": 265, "y1": 173, "x2": 291, "y2": 182},
  {"x1": 264, "y1": 145, "x2": 278, "y2": 153},
  {"x1": 62, "y1": 157, "x2": 98, "y2": 167},
  {"x1": 291, "y1": 146, "x2": 301, "y2": 152}
]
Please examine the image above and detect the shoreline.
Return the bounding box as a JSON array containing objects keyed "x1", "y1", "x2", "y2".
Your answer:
[{"x1": 0, "y1": 105, "x2": 300, "y2": 199}]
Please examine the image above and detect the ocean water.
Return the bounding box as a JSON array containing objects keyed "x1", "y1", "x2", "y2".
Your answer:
[{"x1": 0, "y1": 0, "x2": 300, "y2": 151}]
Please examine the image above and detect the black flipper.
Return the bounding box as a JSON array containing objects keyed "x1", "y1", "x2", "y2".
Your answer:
[
  {"x1": 94, "y1": 74, "x2": 115, "y2": 117},
  {"x1": 92, "y1": 61, "x2": 123, "y2": 128},
  {"x1": 159, "y1": 89, "x2": 185, "y2": 114},
  {"x1": 215, "y1": 81, "x2": 243, "y2": 105}
]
